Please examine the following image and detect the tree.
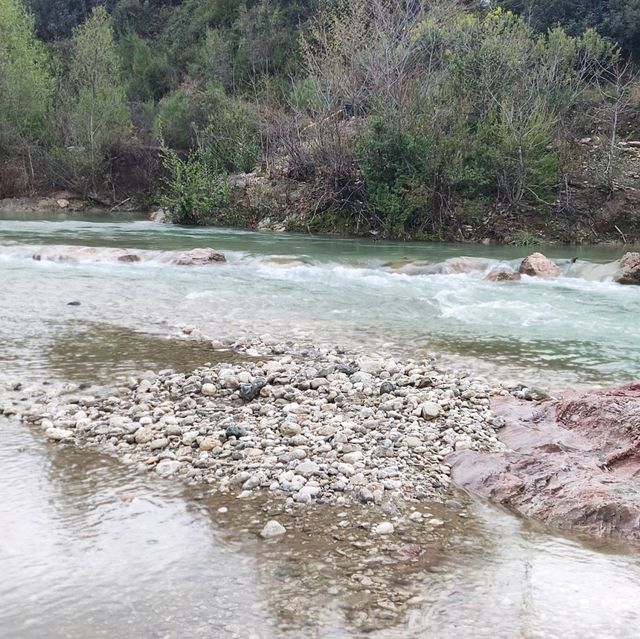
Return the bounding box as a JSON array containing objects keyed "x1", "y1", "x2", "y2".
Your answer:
[
  {"x1": 25, "y1": 0, "x2": 94, "y2": 40},
  {"x1": 0, "y1": 0, "x2": 53, "y2": 150},
  {"x1": 61, "y1": 5, "x2": 132, "y2": 195}
]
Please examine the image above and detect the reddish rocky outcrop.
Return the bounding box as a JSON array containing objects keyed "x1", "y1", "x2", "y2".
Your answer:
[
  {"x1": 171, "y1": 248, "x2": 226, "y2": 266},
  {"x1": 614, "y1": 252, "x2": 640, "y2": 285},
  {"x1": 519, "y1": 252, "x2": 561, "y2": 278},
  {"x1": 448, "y1": 383, "x2": 640, "y2": 541}
]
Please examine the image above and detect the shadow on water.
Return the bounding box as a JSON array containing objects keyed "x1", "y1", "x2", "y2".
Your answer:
[
  {"x1": 44, "y1": 322, "x2": 245, "y2": 384},
  {"x1": 424, "y1": 334, "x2": 640, "y2": 388}
]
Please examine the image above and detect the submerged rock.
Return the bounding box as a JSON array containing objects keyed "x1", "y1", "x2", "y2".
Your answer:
[
  {"x1": 384, "y1": 256, "x2": 490, "y2": 276},
  {"x1": 171, "y1": 248, "x2": 226, "y2": 266},
  {"x1": 614, "y1": 252, "x2": 640, "y2": 285},
  {"x1": 33, "y1": 245, "x2": 140, "y2": 264},
  {"x1": 484, "y1": 268, "x2": 521, "y2": 282},
  {"x1": 372, "y1": 522, "x2": 395, "y2": 536},
  {"x1": 433, "y1": 256, "x2": 490, "y2": 275},
  {"x1": 519, "y1": 252, "x2": 561, "y2": 278},
  {"x1": 448, "y1": 383, "x2": 640, "y2": 541}
]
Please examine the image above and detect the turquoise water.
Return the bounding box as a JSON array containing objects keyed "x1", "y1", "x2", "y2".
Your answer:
[{"x1": 0, "y1": 214, "x2": 638, "y2": 389}]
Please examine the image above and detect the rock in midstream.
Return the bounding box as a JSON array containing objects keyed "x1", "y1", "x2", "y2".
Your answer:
[{"x1": 20, "y1": 337, "x2": 506, "y2": 510}]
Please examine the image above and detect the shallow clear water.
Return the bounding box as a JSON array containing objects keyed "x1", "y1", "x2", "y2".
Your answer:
[
  {"x1": 3, "y1": 415, "x2": 640, "y2": 639},
  {"x1": 1, "y1": 213, "x2": 640, "y2": 638}
]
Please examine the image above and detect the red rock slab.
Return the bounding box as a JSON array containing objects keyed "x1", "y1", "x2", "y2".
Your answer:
[{"x1": 448, "y1": 383, "x2": 640, "y2": 541}]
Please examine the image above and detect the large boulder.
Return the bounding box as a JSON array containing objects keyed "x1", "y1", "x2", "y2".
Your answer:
[
  {"x1": 171, "y1": 248, "x2": 226, "y2": 266},
  {"x1": 614, "y1": 252, "x2": 640, "y2": 285},
  {"x1": 519, "y1": 252, "x2": 561, "y2": 278},
  {"x1": 448, "y1": 383, "x2": 640, "y2": 541}
]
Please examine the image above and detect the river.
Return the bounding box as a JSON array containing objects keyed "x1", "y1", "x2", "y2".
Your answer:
[{"x1": 1, "y1": 212, "x2": 639, "y2": 638}]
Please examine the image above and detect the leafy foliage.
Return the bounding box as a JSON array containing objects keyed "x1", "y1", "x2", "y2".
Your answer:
[
  {"x1": 160, "y1": 146, "x2": 229, "y2": 224},
  {"x1": 499, "y1": 0, "x2": 640, "y2": 58},
  {"x1": 61, "y1": 6, "x2": 132, "y2": 193},
  {"x1": 0, "y1": 0, "x2": 53, "y2": 150},
  {"x1": 0, "y1": 0, "x2": 635, "y2": 232}
]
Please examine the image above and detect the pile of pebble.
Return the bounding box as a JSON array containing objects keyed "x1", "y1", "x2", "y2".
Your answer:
[{"x1": 19, "y1": 337, "x2": 506, "y2": 509}]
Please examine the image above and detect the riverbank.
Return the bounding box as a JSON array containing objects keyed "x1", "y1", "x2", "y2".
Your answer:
[
  {"x1": 3, "y1": 175, "x2": 640, "y2": 245},
  {"x1": 12, "y1": 335, "x2": 512, "y2": 519}
]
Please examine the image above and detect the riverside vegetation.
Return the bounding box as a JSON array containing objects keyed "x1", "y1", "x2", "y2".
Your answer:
[{"x1": 2, "y1": 0, "x2": 640, "y2": 242}]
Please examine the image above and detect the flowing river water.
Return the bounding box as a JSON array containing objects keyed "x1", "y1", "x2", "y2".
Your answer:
[{"x1": 1, "y1": 211, "x2": 640, "y2": 638}]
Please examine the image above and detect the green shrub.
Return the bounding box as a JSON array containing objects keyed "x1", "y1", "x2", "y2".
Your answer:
[
  {"x1": 160, "y1": 146, "x2": 229, "y2": 225},
  {"x1": 197, "y1": 99, "x2": 260, "y2": 173},
  {"x1": 60, "y1": 6, "x2": 132, "y2": 195},
  {"x1": 0, "y1": 0, "x2": 53, "y2": 150},
  {"x1": 356, "y1": 119, "x2": 432, "y2": 233},
  {"x1": 155, "y1": 89, "x2": 194, "y2": 150},
  {"x1": 119, "y1": 31, "x2": 171, "y2": 102}
]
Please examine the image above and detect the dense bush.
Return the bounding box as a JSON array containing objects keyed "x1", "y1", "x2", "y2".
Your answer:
[
  {"x1": 160, "y1": 146, "x2": 229, "y2": 224},
  {"x1": 356, "y1": 120, "x2": 432, "y2": 233},
  {"x1": 499, "y1": 0, "x2": 640, "y2": 58}
]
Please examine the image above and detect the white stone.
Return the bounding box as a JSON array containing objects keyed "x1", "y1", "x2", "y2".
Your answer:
[
  {"x1": 296, "y1": 460, "x2": 319, "y2": 476},
  {"x1": 149, "y1": 438, "x2": 169, "y2": 450},
  {"x1": 46, "y1": 427, "x2": 73, "y2": 441},
  {"x1": 280, "y1": 421, "x2": 301, "y2": 436},
  {"x1": 199, "y1": 436, "x2": 220, "y2": 451},
  {"x1": 156, "y1": 460, "x2": 181, "y2": 477},
  {"x1": 342, "y1": 451, "x2": 363, "y2": 464},
  {"x1": 404, "y1": 436, "x2": 422, "y2": 448},
  {"x1": 134, "y1": 427, "x2": 154, "y2": 444},
  {"x1": 356, "y1": 357, "x2": 383, "y2": 375},
  {"x1": 182, "y1": 431, "x2": 198, "y2": 446},
  {"x1": 336, "y1": 463, "x2": 355, "y2": 476},
  {"x1": 260, "y1": 520, "x2": 287, "y2": 539},
  {"x1": 372, "y1": 522, "x2": 394, "y2": 536},
  {"x1": 201, "y1": 383, "x2": 216, "y2": 396},
  {"x1": 418, "y1": 402, "x2": 441, "y2": 420}
]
